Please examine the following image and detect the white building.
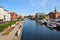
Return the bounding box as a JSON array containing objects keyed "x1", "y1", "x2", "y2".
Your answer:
[{"x1": 0, "y1": 7, "x2": 11, "y2": 22}]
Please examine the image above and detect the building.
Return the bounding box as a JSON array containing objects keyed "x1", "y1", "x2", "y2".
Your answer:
[
  {"x1": 21, "y1": 15, "x2": 24, "y2": 19},
  {"x1": 35, "y1": 13, "x2": 46, "y2": 20},
  {"x1": 45, "y1": 14, "x2": 49, "y2": 20},
  {"x1": 35, "y1": 13, "x2": 41, "y2": 19},
  {"x1": 48, "y1": 7, "x2": 60, "y2": 19},
  {"x1": 9, "y1": 12, "x2": 19, "y2": 21},
  {"x1": 0, "y1": 7, "x2": 11, "y2": 22},
  {"x1": 32, "y1": 15, "x2": 35, "y2": 19}
]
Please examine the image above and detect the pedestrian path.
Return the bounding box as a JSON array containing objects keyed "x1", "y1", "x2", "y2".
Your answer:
[{"x1": 0, "y1": 21, "x2": 24, "y2": 40}]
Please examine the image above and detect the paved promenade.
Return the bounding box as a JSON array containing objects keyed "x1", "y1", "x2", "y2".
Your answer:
[{"x1": 0, "y1": 21, "x2": 24, "y2": 40}]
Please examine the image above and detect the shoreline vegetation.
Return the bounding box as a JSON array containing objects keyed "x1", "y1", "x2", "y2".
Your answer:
[
  {"x1": 0, "y1": 18, "x2": 24, "y2": 40},
  {"x1": 0, "y1": 21, "x2": 16, "y2": 32}
]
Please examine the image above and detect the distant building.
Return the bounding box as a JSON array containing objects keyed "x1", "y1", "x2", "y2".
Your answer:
[
  {"x1": 32, "y1": 15, "x2": 35, "y2": 19},
  {"x1": 9, "y1": 12, "x2": 19, "y2": 21},
  {"x1": 21, "y1": 15, "x2": 24, "y2": 19},
  {"x1": 35, "y1": 13, "x2": 46, "y2": 20},
  {"x1": 45, "y1": 14, "x2": 49, "y2": 20},
  {"x1": 48, "y1": 7, "x2": 60, "y2": 19},
  {"x1": 35, "y1": 13, "x2": 41, "y2": 19},
  {"x1": 0, "y1": 7, "x2": 11, "y2": 22}
]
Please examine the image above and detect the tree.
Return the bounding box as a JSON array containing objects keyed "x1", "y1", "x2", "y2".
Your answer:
[
  {"x1": 39, "y1": 13, "x2": 45, "y2": 20},
  {"x1": 27, "y1": 15, "x2": 32, "y2": 19}
]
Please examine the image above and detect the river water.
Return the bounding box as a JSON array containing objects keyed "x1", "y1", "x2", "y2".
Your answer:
[{"x1": 21, "y1": 19, "x2": 60, "y2": 40}]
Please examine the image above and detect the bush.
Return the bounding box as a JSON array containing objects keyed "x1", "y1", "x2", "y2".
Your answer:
[
  {"x1": 0, "y1": 21, "x2": 16, "y2": 32},
  {"x1": 0, "y1": 26, "x2": 4, "y2": 32}
]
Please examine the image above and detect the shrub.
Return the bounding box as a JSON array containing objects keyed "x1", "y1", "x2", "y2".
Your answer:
[
  {"x1": 0, "y1": 21, "x2": 16, "y2": 32},
  {"x1": 0, "y1": 27, "x2": 4, "y2": 32}
]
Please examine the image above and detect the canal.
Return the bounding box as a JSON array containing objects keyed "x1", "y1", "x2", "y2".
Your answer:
[{"x1": 21, "y1": 19, "x2": 60, "y2": 40}]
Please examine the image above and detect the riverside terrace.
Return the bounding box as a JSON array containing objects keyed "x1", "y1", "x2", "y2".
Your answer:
[{"x1": 0, "y1": 20, "x2": 24, "y2": 40}]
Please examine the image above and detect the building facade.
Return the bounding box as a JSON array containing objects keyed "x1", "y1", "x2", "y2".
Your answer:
[
  {"x1": 32, "y1": 15, "x2": 35, "y2": 19},
  {"x1": 9, "y1": 12, "x2": 19, "y2": 21},
  {"x1": 48, "y1": 8, "x2": 60, "y2": 19},
  {"x1": 45, "y1": 14, "x2": 49, "y2": 20},
  {"x1": 35, "y1": 13, "x2": 41, "y2": 19},
  {"x1": 0, "y1": 7, "x2": 11, "y2": 22}
]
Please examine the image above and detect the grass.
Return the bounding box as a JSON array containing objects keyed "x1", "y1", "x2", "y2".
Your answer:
[{"x1": 0, "y1": 21, "x2": 16, "y2": 32}]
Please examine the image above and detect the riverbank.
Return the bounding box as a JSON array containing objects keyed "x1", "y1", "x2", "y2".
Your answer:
[
  {"x1": 0, "y1": 20, "x2": 24, "y2": 40},
  {"x1": 17, "y1": 21, "x2": 24, "y2": 40}
]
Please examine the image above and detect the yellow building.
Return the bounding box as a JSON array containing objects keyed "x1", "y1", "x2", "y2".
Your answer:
[
  {"x1": 45, "y1": 14, "x2": 50, "y2": 20},
  {"x1": 32, "y1": 15, "x2": 35, "y2": 19}
]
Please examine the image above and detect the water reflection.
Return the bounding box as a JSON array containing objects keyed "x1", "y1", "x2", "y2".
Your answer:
[
  {"x1": 35, "y1": 20, "x2": 44, "y2": 26},
  {"x1": 49, "y1": 27, "x2": 60, "y2": 32},
  {"x1": 35, "y1": 20, "x2": 60, "y2": 32},
  {"x1": 21, "y1": 19, "x2": 60, "y2": 40},
  {"x1": 35, "y1": 20, "x2": 39, "y2": 28}
]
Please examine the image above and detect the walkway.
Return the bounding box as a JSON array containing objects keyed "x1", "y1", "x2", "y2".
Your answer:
[{"x1": 0, "y1": 21, "x2": 24, "y2": 40}]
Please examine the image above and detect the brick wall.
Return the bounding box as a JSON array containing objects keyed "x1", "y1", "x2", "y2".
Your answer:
[{"x1": 9, "y1": 12, "x2": 19, "y2": 21}]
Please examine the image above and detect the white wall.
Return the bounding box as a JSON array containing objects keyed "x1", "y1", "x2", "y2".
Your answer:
[
  {"x1": 0, "y1": 7, "x2": 11, "y2": 21},
  {"x1": 5, "y1": 14, "x2": 11, "y2": 21},
  {"x1": 0, "y1": 12, "x2": 4, "y2": 20}
]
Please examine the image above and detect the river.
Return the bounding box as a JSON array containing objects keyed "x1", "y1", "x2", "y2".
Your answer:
[{"x1": 21, "y1": 19, "x2": 60, "y2": 40}]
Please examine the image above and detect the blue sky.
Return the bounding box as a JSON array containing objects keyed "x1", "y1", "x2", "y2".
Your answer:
[{"x1": 0, "y1": 0, "x2": 60, "y2": 16}]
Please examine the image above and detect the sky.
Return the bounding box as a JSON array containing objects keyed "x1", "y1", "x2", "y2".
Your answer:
[{"x1": 0, "y1": 0, "x2": 60, "y2": 16}]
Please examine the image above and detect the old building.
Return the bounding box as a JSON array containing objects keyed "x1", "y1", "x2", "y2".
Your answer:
[
  {"x1": 48, "y1": 7, "x2": 60, "y2": 19},
  {"x1": 9, "y1": 12, "x2": 19, "y2": 21}
]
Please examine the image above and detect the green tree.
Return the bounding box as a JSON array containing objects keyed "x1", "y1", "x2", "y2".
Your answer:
[{"x1": 39, "y1": 13, "x2": 45, "y2": 20}]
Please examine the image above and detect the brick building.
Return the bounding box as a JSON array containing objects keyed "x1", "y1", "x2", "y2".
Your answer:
[
  {"x1": 48, "y1": 8, "x2": 60, "y2": 19},
  {"x1": 9, "y1": 12, "x2": 19, "y2": 21}
]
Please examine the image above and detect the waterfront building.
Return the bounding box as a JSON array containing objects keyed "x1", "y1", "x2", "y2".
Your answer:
[
  {"x1": 35, "y1": 13, "x2": 46, "y2": 20},
  {"x1": 9, "y1": 12, "x2": 19, "y2": 21},
  {"x1": 32, "y1": 15, "x2": 35, "y2": 19},
  {"x1": 45, "y1": 14, "x2": 50, "y2": 20},
  {"x1": 48, "y1": 7, "x2": 60, "y2": 19},
  {"x1": 0, "y1": 7, "x2": 11, "y2": 22},
  {"x1": 21, "y1": 15, "x2": 24, "y2": 19},
  {"x1": 35, "y1": 13, "x2": 41, "y2": 19}
]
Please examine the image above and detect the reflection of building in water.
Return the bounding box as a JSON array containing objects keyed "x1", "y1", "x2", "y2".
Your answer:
[
  {"x1": 35, "y1": 20, "x2": 40, "y2": 27},
  {"x1": 48, "y1": 27, "x2": 60, "y2": 32},
  {"x1": 35, "y1": 20, "x2": 38, "y2": 24}
]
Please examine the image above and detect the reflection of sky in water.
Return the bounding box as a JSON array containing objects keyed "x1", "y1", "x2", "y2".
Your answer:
[{"x1": 21, "y1": 19, "x2": 60, "y2": 40}]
